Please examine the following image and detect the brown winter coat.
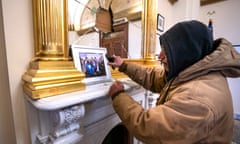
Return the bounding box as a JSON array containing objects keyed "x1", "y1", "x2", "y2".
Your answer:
[{"x1": 112, "y1": 38, "x2": 240, "y2": 144}]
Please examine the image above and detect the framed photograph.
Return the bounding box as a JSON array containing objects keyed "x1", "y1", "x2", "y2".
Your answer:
[
  {"x1": 157, "y1": 13, "x2": 164, "y2": 32},
  {"x1": 70, "y1": 45, "x2": 112, "y2": 85}
]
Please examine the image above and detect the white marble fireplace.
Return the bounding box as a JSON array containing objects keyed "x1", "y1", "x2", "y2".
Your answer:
[{"x1": 25, "y1": 78, "x2": 157, "y2": 144}]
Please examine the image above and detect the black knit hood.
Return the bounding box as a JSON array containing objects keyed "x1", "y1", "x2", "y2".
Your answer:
[{"x1": 160, "y1": 20, "x2": 214, "y2": 80}]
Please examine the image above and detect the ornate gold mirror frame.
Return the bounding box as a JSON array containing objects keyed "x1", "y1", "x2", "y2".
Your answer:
[{"x1": 22, "y1": 0, "x2": 157, "y2": 99}]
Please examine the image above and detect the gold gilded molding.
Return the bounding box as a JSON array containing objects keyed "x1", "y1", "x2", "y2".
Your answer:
[
  {"x1": 22, "y1": 59, "x2": 86, "y2": 99},
  {"x1": 22, "y1": 0, "x2": 85, "y2": 99},
  {"x1": 111, "y1": 59, "x2": 160, "y2": 79},
  {"x1": 33, "y1": 0, "x2": 68, "y2": 60},
  {"x1": 23, "y1": 82, "x2": 86, "y2": 99},
  {"x1": 142, "y1": 0, "x2": 158, "y2": 61}
]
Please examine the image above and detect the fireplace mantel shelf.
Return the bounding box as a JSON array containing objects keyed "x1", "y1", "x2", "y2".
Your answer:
[
  {"x1": 26, "y1": 78, "x2": 139, "y2": 111},
  {"x1": 25, "y1": 77, "x2": 147, "y2": 144}
]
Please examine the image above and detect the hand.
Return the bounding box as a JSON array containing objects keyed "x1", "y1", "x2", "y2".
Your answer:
[
  {"x1": 108, "y1": 55, "x2": 123, "y2": 68},
  {"x1": 108, "y1": 81, "x2": 125, "y2": 99}
]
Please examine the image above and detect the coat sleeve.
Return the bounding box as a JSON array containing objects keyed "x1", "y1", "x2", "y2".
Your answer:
[
  {"x1": 112, "y1": 86, "x2": 214, "y2": 144},
  {"x1": 119, "y1": 62, "x2": 166, "y2": 93}
]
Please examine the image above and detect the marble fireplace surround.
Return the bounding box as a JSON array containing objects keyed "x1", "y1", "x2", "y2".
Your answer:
[{"x1": 26, "y1": 78, "x2": 158, "y2": 144}]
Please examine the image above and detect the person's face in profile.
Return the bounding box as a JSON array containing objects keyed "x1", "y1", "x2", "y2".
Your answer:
[{"x1": 158, "y1": 47, "x2": 169, "y2": 72}]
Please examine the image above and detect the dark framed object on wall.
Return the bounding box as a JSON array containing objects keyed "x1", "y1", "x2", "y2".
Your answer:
[
  {"x1": 100, "y1": 22, "x2": 129, "y2": 58},
  {"x1": 157, "y1": 13, "x2": 164, "y2": 32}
]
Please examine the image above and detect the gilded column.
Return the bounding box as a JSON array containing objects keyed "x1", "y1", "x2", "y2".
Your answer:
[
  {"x1": 142, "y1": 0, "x2": 158, "y2": 61},
  {"x1": 33, "y1": 0, "x2": 68, "y2": 60},
  {"x1": 22, "y1": 0, "x2": 85, "y2": 99}
]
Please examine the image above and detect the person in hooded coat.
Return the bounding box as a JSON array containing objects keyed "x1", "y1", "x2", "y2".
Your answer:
[{"x1": 107, "y1": 20, "x2": 240, "y2": 144}]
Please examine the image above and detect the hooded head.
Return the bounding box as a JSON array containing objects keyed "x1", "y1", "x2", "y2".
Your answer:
[{"x1": 160, "y1": 20, "x2": 214, "y2": 80}]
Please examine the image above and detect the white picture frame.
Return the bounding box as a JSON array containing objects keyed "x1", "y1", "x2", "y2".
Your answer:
[{"x1": 70, "y1": 45, "x2": 112, "y2": 85}]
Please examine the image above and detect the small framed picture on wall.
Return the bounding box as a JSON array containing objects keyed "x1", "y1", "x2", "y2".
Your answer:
[{"x1": 157, "y1": 13, "x2": 164, "y2": 32}]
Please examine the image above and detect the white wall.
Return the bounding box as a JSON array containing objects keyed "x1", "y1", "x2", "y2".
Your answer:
[
  {"x1": 228, "y1": 45, "x2": 240, "y2": 116},
  {"x1": 158, "y1": 0, "x2": 240, "y2": 45},
  {"x1": 199, "y1": 0, "x2": 240, "y2": 45},
  {"x1": 156, "y1": 0, "x2": 200, "y2": 54},
  {"x1": 172, "y1": 0, "x2": 200, "y2": 24},
  {"x1": 228, "y1": 77, "x2": 240, "y2": 116},
  {"x1": 2, "y1": 0, "x2": 33, "y2": 143},
  {"x1": 0, "y1": 1, "x2": 16, "y2": 143},
  {"x1": 199, "y1": 0, "x2": 240, "y2": 115},
  {"x1": 69, "y1": 31, "x2": 100, "y2": 47},
  {"x1": 158, "y1": 0, "x2": 174, "y2": 32},
  {"x1": 128, "y1": 20, "x2": 142, "y2": 58}
]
